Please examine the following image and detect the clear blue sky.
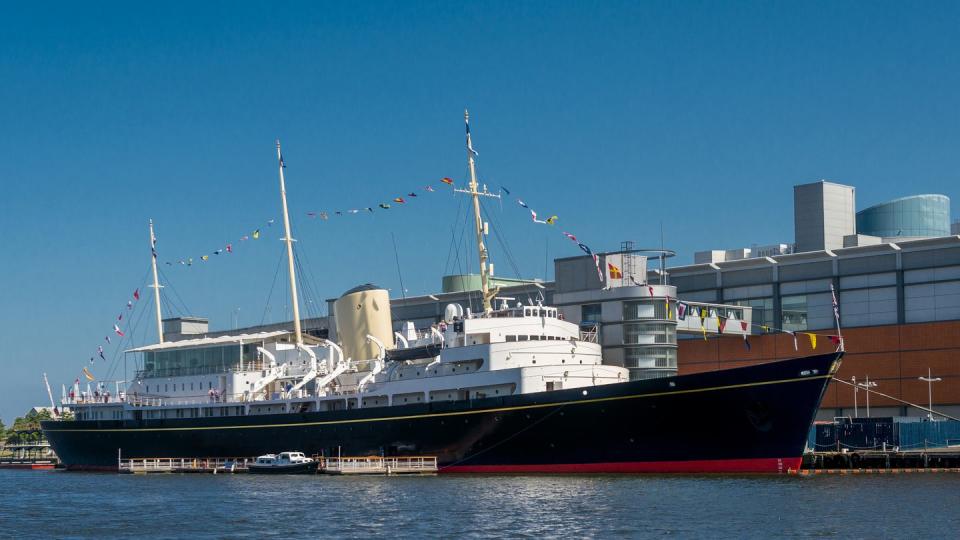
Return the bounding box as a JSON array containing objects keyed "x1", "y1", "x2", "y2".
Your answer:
[{"x1": 2, "y1": 1, "x2": 959, "y2": 421}]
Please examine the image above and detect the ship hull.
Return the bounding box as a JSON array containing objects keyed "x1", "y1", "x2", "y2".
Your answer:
[{"x1": 44, "y1": 353, "x2": 840, "y2": 473}]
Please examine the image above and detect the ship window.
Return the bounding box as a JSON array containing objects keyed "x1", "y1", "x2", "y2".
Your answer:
[
  {"x1": 208, "y1": 382, "x2": 212, "y2": 389},
  {"x1": 181, "y1": 383, "x2": 185, "y2": 391},
  {"x1": 146, "y1": 385, "x2": 149, "y2": 393},
  {"x1": 191, "y1": 383, "x2": 194, "y2": 391},
  {"x1": 165, "y1": 384, "x2": 168, "y2": 392},
  {"x1": 518, "y1": 336, "x2": 529, "y2": 341},
  {"x1": 506, "y1": 335, "x2": 516, "y2": 342}
]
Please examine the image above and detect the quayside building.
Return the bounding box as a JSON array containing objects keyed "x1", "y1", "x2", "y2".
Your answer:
[{"x1": 171, "y1": 180, "x2": 958, "y2": 421}]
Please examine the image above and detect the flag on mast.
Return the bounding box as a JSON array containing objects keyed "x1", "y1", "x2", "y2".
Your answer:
[{"x1": 466, "y1": 118, "x2": 479, "y2": 157}]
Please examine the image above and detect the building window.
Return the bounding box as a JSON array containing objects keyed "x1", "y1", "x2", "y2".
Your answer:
[
  {"x1": 781, "y1": 295, "x2": 808, "y2": 331},
  {"x1": 730, "y1": 297, "x2": 773, "y2": 327},
  {"x1": 623, "y1": 347, "x2": 677, "y2": 370},
  {"x1": 581, "y1": 303, "x2": 601, "y2": 326},
  {"x1": 623, "y1": 322, "x2": 676, "y2": 345},
  {"x1": 623, "y1": 300, "x2": 661, "y2": 321}
]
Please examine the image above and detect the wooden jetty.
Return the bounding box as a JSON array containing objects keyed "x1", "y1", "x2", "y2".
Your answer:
[
  {"x1": 119, "y1": 457, "x2": 251, "y2": 474},
  {"x1": 117, "y1": 455, "x2": 438, "y2": 475},
  {"x1": 320, "y1": 456, "x2": 438, "y2": 475}
]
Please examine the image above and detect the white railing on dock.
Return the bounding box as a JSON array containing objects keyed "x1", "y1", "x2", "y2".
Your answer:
[
  {"x1": 119, "y1": 457, "x2": 250, "y2": 473},
  {"x1": 322, "y1": 456, "x2": 438, "y2": 474}
]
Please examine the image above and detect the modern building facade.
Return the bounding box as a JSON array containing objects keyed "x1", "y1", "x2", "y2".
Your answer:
[
  {"x1": 856, "y1": 194, "x2": 951, "y2": 240},
  {"x1": 668, "y1": 235, "x2": 960, "y2": 420}
]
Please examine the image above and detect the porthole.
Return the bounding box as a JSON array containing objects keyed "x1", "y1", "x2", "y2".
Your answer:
[{"x1": 582, "y1": 390, "x2": 588, "y2": 396}]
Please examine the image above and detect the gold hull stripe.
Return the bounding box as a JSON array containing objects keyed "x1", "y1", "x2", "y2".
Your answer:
[{"x1": 46, "y1": 373, "x2": 831, "y2": 433}]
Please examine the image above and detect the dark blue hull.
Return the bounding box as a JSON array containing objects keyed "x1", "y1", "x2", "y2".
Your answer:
[{"x1": 43, "y1": 353, "x2": 840, "y2": 473}]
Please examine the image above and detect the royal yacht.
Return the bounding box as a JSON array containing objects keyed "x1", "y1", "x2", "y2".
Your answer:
[{"x1": 44, "y1": 113, "x2": 841, "y2": 473}]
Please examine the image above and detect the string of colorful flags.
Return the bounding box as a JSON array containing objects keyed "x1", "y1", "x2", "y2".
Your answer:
[
  {"x1": 672, "y1": 297, "x2": 843, "y2": 351},
  {"x1": 159, "y1": 218, "x2": 274, "y2": 268},
  {"x1": 303, "y1": 177, "x2": 454, "y2": 218},
  {"x1": 72, "y1": 285, "x2": 145, "y2": 394},
  {"x1": 505, "y1": 187, "x2": 605, "y2": 282},
  {"x1": 158, "y1": 177, "x2": 458, "y2": 268}
]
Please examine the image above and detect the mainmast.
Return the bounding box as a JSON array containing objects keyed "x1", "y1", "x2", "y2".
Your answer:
[
  {"x1": 276, "y1": 140, "x2": 303, "y2": 345},
  {"x1": 149, "y1": 219, "x2": 164, "y2": 343},
  {"x1": 456, "y1": 110, "x2": 500, "y2": 313}
]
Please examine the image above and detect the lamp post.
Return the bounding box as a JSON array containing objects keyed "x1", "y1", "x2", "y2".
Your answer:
[
  {"x1": 918, "y1": 368, "x2": 942, "y2": 421},
  {"x1": 857, "y1": 375, "x2": 878, "y2": 418},
  {"x1": 851, "y1": 376, "x2": 858, "y2": 418}
]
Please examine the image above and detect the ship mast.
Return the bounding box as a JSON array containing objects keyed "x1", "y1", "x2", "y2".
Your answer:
[
  {"x1": 149, "y1": 219, "x2": 164, "y2": 343},
  {"x1": 456, "y1": 110, "x2": 500, "y2": 313},
  {"x1": 276, "y1": 140, "x2": 303, "y2": 345}
]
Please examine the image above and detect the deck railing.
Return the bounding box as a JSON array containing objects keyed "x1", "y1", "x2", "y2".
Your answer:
[
  {"x1": 322, "y1": 456, "x2": 438, "y2": 473},
  {"x1": 119, "y1": 457, "x2": 251, "y2": 472}
]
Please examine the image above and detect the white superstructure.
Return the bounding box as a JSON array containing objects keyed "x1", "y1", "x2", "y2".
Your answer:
[{"x1": 64, "y1": 113, "x2": 629, "y2": 423}]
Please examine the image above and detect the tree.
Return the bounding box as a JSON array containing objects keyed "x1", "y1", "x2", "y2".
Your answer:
[
  {"x1": 11, "y1": 409, "x2": 53, "y2": 433},
  {"x1": 0, "y1": 416, "x2": 6, "y2": 441}
]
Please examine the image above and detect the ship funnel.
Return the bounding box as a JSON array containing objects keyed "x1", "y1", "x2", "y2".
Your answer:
[{"x1": 333, "y1": 284, "x2": 394, "y2": 361}]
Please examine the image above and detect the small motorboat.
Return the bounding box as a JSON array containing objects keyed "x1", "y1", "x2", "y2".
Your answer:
[{"x1": 248, "y1": 452, "x2": 318, "y2": 474}]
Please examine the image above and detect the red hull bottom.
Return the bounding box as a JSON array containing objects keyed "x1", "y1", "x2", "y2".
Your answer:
[{"x1": 442, "y1": 457, "x2": 802, "y2": 474}]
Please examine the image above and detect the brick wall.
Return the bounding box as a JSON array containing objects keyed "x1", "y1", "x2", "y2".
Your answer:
[{"x1": 677, "y1": 321, "x2": 960, "y2": 409}]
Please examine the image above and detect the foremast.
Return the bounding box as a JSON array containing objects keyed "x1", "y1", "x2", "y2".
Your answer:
[
  {"x1": 455, "y1": 110, "x2": 501, "y2": 313},
  {"x1": 276, "y1": 140, "x2": 303, "y2": 345},
  {"x1": 149, "y1": 219, "x2": 164, "y2": 343}
]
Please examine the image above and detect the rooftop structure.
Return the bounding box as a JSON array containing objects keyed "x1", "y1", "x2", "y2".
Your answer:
[
  {"x1": 856, "y1": 194, "x2": 951, "y2": 240},
  {"x1": 794, "y1": 180, "x2": 857, "y2": 253}
]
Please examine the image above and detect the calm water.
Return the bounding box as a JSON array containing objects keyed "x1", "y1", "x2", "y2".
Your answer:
[{"x1": 1, "y1": 470, "x2": 959, "y2": 539}]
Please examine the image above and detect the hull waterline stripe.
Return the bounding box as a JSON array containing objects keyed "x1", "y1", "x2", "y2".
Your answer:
[
  {"x1": 45, "y1": 372, "x2": 833, "y2": 433},
  {"x1": 441, "y1": 456, "x2": 804, "y2": 474}
]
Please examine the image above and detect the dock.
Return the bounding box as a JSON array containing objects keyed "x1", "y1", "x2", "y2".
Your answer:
[
  {"x1": 117, "y1": 455, "x2": 438, "y2": 475},
  {"x1": 119, "y1": 457, "x2": 251, "y2": 474},
  {"x1": 320, "y1": 456, "x2": 438, "y2": 475},
  {"x1": 800, "y1": 448, "x2": 960, "y2": 474},
  {"x1": 0, "y1": 459, "x2": 58, "y2": 470}
]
